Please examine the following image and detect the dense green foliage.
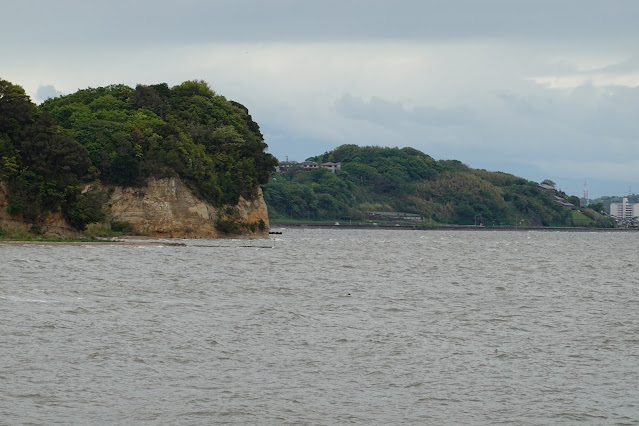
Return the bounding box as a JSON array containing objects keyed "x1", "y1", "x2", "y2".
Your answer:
[
  {"x1": 1, "y1": 79, "x2": 95, "y2": 227},
  {"x1": 265, "y1": 145, "x2": 574, "y2": 226},
  {"x1": 41, "y1": 80, "x2": 277, "y2": 205},
  {"x1": 1, "y1": 79, "x2": 277, "y2": 231}
]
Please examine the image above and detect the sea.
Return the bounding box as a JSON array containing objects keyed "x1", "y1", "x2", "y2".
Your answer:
[{"x1": 1, "y1": 228, "x2": 638, "y2": 425}]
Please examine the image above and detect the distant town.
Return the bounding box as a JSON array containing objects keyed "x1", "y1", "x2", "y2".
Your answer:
[
  {"x1": 609, "y1": 197, "x2": 639, "y2": 227},
  {"x1": 536, "y1": 184, "x2": 637, "y2": 227}
]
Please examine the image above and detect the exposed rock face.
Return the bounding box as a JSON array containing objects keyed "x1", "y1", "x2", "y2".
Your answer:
[
  {"x1": 106, "y1": 177, "x2": 269, "y2": 239},
  {"x1": 0, "y1": 177, "x2": 270, "y2": 239}
]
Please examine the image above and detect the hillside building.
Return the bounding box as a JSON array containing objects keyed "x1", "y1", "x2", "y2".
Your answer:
[
  {"x1": 277, "y1": 161, "x2": 319, "y2": 173},
  {"x1": 321, "y1": 162, "x2": 341, "y2": 173},
  {"x1": 536, "y1": 183, "x2": 574, "y2": 209},
  {"x1": 277, "y1": 160, "x2": 341, "y2": 173}
]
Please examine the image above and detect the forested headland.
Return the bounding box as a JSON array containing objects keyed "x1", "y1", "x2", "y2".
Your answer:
[
  {"x1": 265, "y1": 145, "x2": 615, "y2": 228},
  {"x1": 1, "y1": 78, "x2": 617, "y2": 237},
  {"x1": 0, "y1": 78, "x2": 277, "y2": 235}
]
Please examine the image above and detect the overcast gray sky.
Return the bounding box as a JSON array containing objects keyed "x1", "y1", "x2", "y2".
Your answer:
[{"x1": 2, "y1": 0, "x2": 639, "y2": 197}]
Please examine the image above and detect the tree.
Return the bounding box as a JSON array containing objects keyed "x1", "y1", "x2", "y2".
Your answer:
[
  {"x1": 63, "y1": 186, "x2": 107, "y2": 230},
  {"x1": 17, "y1": 112, "x2": 91, "y2": 184},
  {"x1": 0, "y1": 79, "x2": 36, "y2": 135},
  {"x1": 567, "y1": 195, "x2": 581, "y2": 206},
  {"x1": 541, "y1": 179, "x2": 556, "y2": 187},
  {"x1": 109, "y1": 154, "x2": 140, "y2": 184}
]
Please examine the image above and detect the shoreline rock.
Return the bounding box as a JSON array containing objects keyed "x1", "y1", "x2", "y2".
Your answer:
[{"x1": 0, "y1": 177, "x2": 270, "y2": 239}]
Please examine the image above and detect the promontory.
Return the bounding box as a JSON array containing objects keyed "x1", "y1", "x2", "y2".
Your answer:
[{"x1": 0, "y1": 79, "x2": 277, "y2": 238}]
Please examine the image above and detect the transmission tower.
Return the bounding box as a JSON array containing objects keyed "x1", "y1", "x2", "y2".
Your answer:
[{"x1": 582, "y1": 180, "x2": 589, "y2": 206}]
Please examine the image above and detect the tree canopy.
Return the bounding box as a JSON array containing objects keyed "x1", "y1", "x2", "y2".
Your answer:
[
  {"x1": 264, "y1": 145, "x2": 573, "y2": 226},
  {"x1": 41, "y1": 80, "x2": 277, "y2": 205}
]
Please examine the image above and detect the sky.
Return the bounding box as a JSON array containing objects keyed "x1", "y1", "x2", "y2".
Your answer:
[{"x1": 2, "y1": 0, "x2": 639, "y2": 198}]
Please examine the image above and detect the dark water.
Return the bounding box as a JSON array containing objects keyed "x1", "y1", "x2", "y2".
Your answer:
[{"x1": 2, "y1": 229, "x2": 639, "y2": 425}]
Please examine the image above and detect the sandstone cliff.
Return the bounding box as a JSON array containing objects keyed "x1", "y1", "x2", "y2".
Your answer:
[
  {"x1": 105, "y1": 177, "x2": 269, "y2": 238},
  {"x1": 0, "y1": 178, "x2": 270, "y2": 239}
]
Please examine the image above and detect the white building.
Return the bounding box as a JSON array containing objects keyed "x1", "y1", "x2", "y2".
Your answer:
[
  {"x1": 321, "y1": 162, "x2": 341, "y2": 173},
  {"x1": 610, "y1": 198, "x2": 639, "y2": 219}
]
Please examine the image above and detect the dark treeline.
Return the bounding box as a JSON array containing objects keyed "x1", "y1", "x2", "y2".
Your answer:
[{"x1": 0, "y1": 79, "x2": 277, "y2": 230}]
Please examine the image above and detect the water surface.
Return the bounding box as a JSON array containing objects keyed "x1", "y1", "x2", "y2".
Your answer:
[{"x1": 2, "y1": 229, "x2": 638, "y2": 424}]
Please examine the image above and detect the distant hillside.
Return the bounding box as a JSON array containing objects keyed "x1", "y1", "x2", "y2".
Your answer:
[
  {"x1": 0, "y1": 79, "x2": 277, "y2": 234},
  {"x1": 264, "y1": 144, "x2": 614, "y2": 227}
]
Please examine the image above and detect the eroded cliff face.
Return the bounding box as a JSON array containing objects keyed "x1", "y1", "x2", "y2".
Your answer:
[
  {"x1": 106, "y1": 177, "x2": 269, "y2": 239},
  {"x1": 0, "y1": 177, "x2": 270, "y2": 239}
]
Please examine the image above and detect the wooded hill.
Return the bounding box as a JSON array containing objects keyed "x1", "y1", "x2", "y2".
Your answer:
[
  {"x1": 264, "y1": 145, "x2": 613, "y2": 227},
  {"x1": 1, "y1": 78, "x2": 614, "y2": 233},
  {"x1": 0, "y1": 79, "x2": 277, "y2": 231}
]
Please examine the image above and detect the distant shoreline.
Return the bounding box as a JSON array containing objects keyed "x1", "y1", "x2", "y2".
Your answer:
[
  {"x1": 3, "y1": 225, "x2": 635, "y2": 245},
  {"x1": 270, "y1": 223, "x2": 639, "y2": 232}
]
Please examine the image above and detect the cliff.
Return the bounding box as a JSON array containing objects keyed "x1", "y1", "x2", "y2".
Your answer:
[
  {"x1": 0, "y1": 177, "x2": 270, "y2": 239},
  {"x1": 105, "y1": 177, "x2": 269, "y2": 239}
]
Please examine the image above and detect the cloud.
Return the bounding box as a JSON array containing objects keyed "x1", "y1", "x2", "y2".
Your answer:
[
  {"x1": 35, "y1": 85, "x2": 64, "y2": 103},
  {"x1": 530, "y1": 53, "x2": 639, "y2": 89},
  {"x1": 4, "y1": 1, "x2": 638, "y2": 46},
  {"x1": 531, "y1": 73, "x2": 639, "y2": 89},
  {"x1": 334, "y1": 94, "x2": 474, "y2": 127},
  {"x1": 3, "y1": 0, "x2": 639, "y2": 197},
  {"x1": 497, "y1": 92, "x2": 544, "y2": 116}
]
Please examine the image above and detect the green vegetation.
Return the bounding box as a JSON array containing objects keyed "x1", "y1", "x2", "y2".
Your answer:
[
  {"x1": 0, "y1": 78, "x2": 277, "y2": 234},
  {"x1": 41, "y1": 80, "x2": 276, "y2": 205},
  {"x1": 2, "y1": 78, "x2": 623, "y2": 233},
  {"x1": 0, "y1": 223, "x2": 108, "y2": 242},
  {"x1": 82, "y1": 220, "x2": 135, "y2": 237},
  {"x1": 265, "y1": 145, "x2": 576, "y2": 227}
]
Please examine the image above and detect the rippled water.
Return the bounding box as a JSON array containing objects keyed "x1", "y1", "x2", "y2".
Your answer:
[{"x1": 2, "y1": 229, "x2": 639, "y2": 424}]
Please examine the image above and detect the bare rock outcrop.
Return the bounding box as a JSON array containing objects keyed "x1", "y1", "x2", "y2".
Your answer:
[
  {"x1": 106, "y1": 177, "x2": 269, "y2": 238},
  {"x1": 0, "y1": 177, "x2": 270, "y2": 239}
]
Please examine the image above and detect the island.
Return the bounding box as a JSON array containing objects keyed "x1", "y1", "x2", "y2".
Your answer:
[{"x1": 0, "y1": 79, "x2": 277, "y2": 239}]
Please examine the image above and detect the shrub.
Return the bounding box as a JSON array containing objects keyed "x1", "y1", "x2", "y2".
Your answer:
[
  {"x1": 29, "y1": 224, "x2": 43, "y2": 235},
  {"x1": 110, "y1": 220, "x2": 134, "y2": 234},
  {"x1": 215, "y1": 219, "x2": 239, "y2": 234}
]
